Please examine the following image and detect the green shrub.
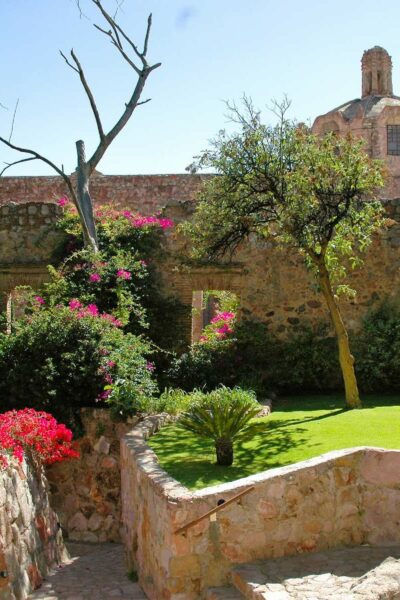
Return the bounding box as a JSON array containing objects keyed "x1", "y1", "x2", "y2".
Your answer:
[
  {"x1": 168, "y1": 320, "x2": 340, "y2": 396},
  {"x1": 0, "y1": 306, "x2": 157, "y2": 431},
  {"x1": 354, "y1": 300, "x2": 400, "y2": 392},
  {"x1": 178, "y1": 386, "x2": 261, "y2": 466},
  {"x1": 151, "y1": 388, "x2": 198, "y2": 415}
]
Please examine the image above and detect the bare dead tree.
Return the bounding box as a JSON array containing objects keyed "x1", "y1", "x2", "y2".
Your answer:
[{"x1": 0, "y1": 0, "x2": 161, "y2": 251}]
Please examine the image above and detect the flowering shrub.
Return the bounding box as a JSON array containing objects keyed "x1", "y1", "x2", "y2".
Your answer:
[
  {"x1": 199, "y1": 311, "x2": 236, "y2": 343},
  {"x1": 0, "y1": 408, "x2": 79, "y2": 469},
  {"x1": 48, "y1": 198, "x2": 184, "y2": 348},
  {"x1": 168, "y1": 320, "x2": 340, "y2": 397},
  {"x1": 0, "y1": 306, "x2": 157, "y2": 431}
]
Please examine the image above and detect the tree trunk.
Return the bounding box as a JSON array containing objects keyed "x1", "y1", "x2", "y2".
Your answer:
[
  {"x1": 215, "y1": 438, "x2": 234, "y2": 466},
  {"x1": 76, "y1": 140, "x2": 99, "y2": 252},
  {"x1": 317, "y1": 261, "x2": 361, "y2": 409}
]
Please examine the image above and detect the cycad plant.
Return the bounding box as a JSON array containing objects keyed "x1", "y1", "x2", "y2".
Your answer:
[{"x1": 178, "y1": 386, "x2": 260, "y2": 466}]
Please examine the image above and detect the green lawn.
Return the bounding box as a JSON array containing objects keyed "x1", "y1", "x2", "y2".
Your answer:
[{"x1": 148, "y1": 394, "x2": 400, "y2": 490}]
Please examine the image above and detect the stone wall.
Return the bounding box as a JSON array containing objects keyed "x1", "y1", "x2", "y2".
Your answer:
[
  {"x1": 0, "y1": 174, "x2": 208, "y2": 213},
  {"x1": 46, "y1": 409, "x2": 140, "y2": 544},
  {"x1": 0, "y1": 460, "x2": 67, "y2": 600},
  {"x1": 164, "y1": 197, "x2": 400, "y2": 341},
  {"x1": 0, "y1": 202, "x2": 63, "y2": 266},
  {"x1": 1, "y1": 177, "x2": 400, "y2": 342},
  {"x1": 121, "y1": 417, "x2": 400, "y2": 599}
]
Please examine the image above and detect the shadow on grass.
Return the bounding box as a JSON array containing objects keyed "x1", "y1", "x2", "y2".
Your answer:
[
  {"x1": 148, "y1": 419, "x2": 312, "y2": 489},
  {"x1": 148, "y1": 393, "x2": 400, "y2": 490},
  {"x1": 274, "y1": 393, "x2": 400, "y2": 412}
]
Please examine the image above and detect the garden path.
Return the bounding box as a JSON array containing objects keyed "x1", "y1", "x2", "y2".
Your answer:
[{"x1": 27, "y1": 542, "x2": 146, "y2": 600}]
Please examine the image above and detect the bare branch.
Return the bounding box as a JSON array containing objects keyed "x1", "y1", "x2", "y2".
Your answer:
[
  {"x1": 70, "y1": 49, "x2": 105, "y2": 140},
  {"x1": 0, "y1": 136, "x2": 77, "y2": 202},
  {"x1": 0, "y1": 102, "x2": 8, "y2": 110},
  {"x1": 8, "y1": 98, "x2": 19, "y2": 142},
  {"x1": 113, "y1": 0, "x2": 125, "y2": 20},
  {"x1": 137, "y1": 98, "x2": 151, "y2": 106},
  {"x1": 60, "y1": 50, "x2": 79, "y2": 73},
  {"x1": 0, "y1": 157, "x2": 36, "y2": 176},
  {"x1": 91, "y1": 0, "x2": 148, "y2": 68},
  {"x1": 93, "y1": 24, "x2": 141, "y2": 75},
  {"x1": 74, "y1": 0, "x2": 89, "y2": 20},
  {"x1": 88, "y1": 66, "x2": 155, "y2": 173},
  {"x1": 143, "y1": 14, "x2": 152, "y2": 56}
]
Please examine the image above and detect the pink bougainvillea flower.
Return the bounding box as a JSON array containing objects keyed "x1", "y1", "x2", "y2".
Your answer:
[
  {"x1": 116, "y1": 269, "x2": 131, "y2": 280},
  {"x1": 211, "y1": 311, "x2": 235, "y2": 324},
  {"x1": 34, "y1": 296, "x2": 45, "y2": 305},
  {"x1": 89, "y1": 273, "x2": 101, "y2": 283},
  {"x1": 106, "y1": 360, "x2": 116, "y2": 368},
  {"x1": 123, "y1": 210, "x2": 133, "y2": 219},
  {"x1": 100, "y1": 313, "x2": 123, "y2": 328},
  {"x1": 57, "y1": 197, "x2": 69, "y2": 207},
  {"x1": 146, "y1": 361, "x2": 155, "y2": 372},
  {"x1": 158, "y1": 218, "x2": 174, "y2": 229},
  {"x1": 69, "y1": 299, "x2": 82, "y2": 310},
  {"x1": 86, "y1": 304, "x2": 99, "y2": 316}
]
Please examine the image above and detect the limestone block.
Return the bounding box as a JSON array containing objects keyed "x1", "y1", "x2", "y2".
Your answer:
[
  {"x1": 68, "y1": 512, "x2": 88, "y2": 532},
  {"x1": 93, "y1": 436, "x2": 110, "y2": 454}
]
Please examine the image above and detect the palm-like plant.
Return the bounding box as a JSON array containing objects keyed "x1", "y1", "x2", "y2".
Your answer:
[{"x1": 178, "y1": 386, "x2": 261, "y2": 466}]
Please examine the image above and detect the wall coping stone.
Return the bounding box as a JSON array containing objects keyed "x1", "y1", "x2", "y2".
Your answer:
[{"x1": 124, "y1": 414, "x2": 392, "y2": 499}]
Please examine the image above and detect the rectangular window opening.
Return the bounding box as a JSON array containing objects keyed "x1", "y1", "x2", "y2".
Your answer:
[
  {"x1": 191, "y1": 290, "x2": 239, "y2": 344},
  {"x1": 387, "y1": 125, "x2": 400, "y2": 155}
]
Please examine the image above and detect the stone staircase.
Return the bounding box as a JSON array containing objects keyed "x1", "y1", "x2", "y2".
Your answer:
[{"x1": 206, "y1": 545, "x2": 400, "y2": 599}]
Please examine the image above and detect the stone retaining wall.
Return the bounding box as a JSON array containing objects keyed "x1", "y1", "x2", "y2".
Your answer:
[
  {"x1": 121, "y1": 417, "x2": 400, "y2": 599},
  {"x1": 46, "y1": 409, "x2": 140, "y2": 543},
  {"x1": 0, "y1": 460, "x2": 67, "y2": 600}
]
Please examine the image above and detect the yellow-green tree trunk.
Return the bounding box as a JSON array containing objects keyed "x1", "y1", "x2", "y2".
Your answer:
[{"x1": 318, "y1": 262, "x2": 361, "y2": 409}]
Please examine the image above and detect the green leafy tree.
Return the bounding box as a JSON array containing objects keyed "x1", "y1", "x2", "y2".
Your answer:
[
  {"x1": 179, "y1": 387, "x2": 260, "y2": 466},
  {"x1": 186, "y1": 99, "x2": 385, "y2": 409}
]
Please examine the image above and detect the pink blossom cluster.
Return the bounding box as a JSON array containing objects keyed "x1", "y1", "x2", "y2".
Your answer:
[
  {"x1": 0, "y1": 408, "x2": 79, "y2": 468},
  {"x1": 116, "y1": 269, "x2": 131, "y2": 280},
  {"x1": 68, "y1": 299, "x2": 122, "y2": 327},
  {"x1": 200, "y1": 311, "x2": 236, "y2": 343},
  {"x1": 210, "y1": 311, "x2": 235, "y2": 324},
  {"x1": 122, "y1": 211, "x2": 174, "y2": 230}
]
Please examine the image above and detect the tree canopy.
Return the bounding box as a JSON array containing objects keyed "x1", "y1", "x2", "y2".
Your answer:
[{"x1": 186, "y1": 100, "x2": 385, "y2": 408}]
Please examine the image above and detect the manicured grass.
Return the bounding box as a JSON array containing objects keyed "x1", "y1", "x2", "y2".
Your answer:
[{"x1": 148, "y1": 394, "x2": 400, "y2": 490}]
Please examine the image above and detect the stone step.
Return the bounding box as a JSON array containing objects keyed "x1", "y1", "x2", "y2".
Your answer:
[
  {"x1": 206, "y1": 586, "x2": 245, "y2": 599},
  {"x1": 230, "y1": 545, "x2": 400, "y2": 599}
]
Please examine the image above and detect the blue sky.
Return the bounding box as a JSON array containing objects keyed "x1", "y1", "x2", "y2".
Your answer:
[{"x1": 2, "y1": 0, "x2": 400, "y2": 176}]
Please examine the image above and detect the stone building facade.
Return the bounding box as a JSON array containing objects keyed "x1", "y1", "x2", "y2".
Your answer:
[{"x1": 312, "y1": 46, "x2": 400, "y2": 198}]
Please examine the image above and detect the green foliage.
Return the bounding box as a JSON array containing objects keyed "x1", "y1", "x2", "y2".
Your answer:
[
  {"x1": 168, "y1": 320, "x2": 340, "y2": 396},
  {"x1": 49, "y1": 205, "x2": 184, "y2": 352},
  {"x1": 354, "y1": 300, "x2": 400, "y2": 391},
  {"x1": 185, "y1": 99, "x2": 385, "y2": 408},
  {"x1": 151, "y1": 388, "x2": 197, "y2": 415},
  {"x1": 178, "y1": 386, "x2": 261, "y2": 465},
  {"x1": 0, "y1": 306, "x2": 157, "y2": 431},
  {"x1": 187, "y1": 100, "x2": 384, "y2": 297},
  {"x1": 149, "y1": 394, "x2": 400, "y2": 490}
]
